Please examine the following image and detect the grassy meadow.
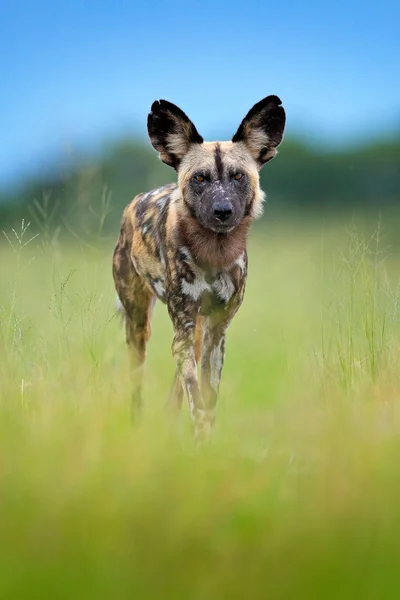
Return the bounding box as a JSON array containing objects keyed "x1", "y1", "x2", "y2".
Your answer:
[{"x1": 1, "y1": 213, "x2": 400, "y2": 598}]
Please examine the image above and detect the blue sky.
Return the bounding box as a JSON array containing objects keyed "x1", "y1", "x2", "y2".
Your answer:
[{"x1": 0, "y1": 0, "x2": 399, "y2": 188}]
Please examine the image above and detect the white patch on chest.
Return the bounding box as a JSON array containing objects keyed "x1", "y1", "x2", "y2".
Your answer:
[
  {"x1": 212, "y1": 273, "x2": 235, "y2": 303},
  {"x1": 179, "y1": 246, "x2": 237, "y2": 304},
  {"x1": 181, "y1": 276, "x2": 211, "y2": 301}
]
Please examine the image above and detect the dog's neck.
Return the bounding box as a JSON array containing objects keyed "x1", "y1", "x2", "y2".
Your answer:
[{"x1": 177, "y1": 213, "x2": 251, "y2": 273}]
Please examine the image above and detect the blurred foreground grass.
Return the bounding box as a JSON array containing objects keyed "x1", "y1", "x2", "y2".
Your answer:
[{"x1": 1, "y1": 217, "x2": 400, "y2": 598}]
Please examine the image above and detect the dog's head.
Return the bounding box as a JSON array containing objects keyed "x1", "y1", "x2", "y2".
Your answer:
[{"x1": 147, "y1": 96, "x2": 285, "y2": 233}]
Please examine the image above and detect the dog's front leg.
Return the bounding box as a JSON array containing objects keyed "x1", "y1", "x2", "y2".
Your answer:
[
  {"x1": 166, "y1": 315, "x2": 203, "y2": 416},
  {"x1": 200, "y1": 316, "x2": 229, "y2": 427},
  {"x1": 169, "y1": 305, "x2": 211, "y2": 443}
]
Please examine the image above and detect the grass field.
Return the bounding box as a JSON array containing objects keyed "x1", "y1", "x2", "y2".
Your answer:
[{"x1": 1, "y1": 215, "x2": 400, "y2": 598}]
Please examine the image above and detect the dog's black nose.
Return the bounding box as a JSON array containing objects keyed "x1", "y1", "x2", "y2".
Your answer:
[{"x1": 213, "y1": 203, "x2": 233, "y2": 222}]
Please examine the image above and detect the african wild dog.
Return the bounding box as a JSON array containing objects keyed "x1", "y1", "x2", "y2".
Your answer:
[{"x1": 113, "y1": 95, "x2": 286, "y2": 442}]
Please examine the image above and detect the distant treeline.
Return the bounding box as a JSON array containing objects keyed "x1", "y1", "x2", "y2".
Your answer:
[{"x1": 0, "y1": 135, "x2": 399, "y2": 240}]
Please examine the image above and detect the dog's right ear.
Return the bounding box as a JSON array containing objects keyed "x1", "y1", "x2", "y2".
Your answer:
[{"x1": 147, "y1": 100, "x2": 204, "y2": 170}]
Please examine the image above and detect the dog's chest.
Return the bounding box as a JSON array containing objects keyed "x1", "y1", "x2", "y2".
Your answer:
[
  {"x1": 178, "y1": 251, "x2": 246, "y2": 314},
  {"x1": 144, "y1": 268, "x2": 237, "y2": 309},
  {"x1": 181, "y1": 270, "x2": 235, "y2": 309}
]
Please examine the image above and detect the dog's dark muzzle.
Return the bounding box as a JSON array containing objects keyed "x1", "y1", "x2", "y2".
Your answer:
[{"x1": 213, "y1": 200, "x2": 233, "y2": 223}]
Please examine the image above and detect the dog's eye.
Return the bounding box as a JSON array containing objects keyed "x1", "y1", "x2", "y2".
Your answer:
[
  {"x1": 233, "y1": 173, "x2": 243, "y2": 181},
  {"x1": 194, "y1": 175, "x2": 204, "y2": 183}
]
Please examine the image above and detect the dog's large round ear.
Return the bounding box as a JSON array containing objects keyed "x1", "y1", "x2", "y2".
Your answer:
[
  {"x1": 232, "y1": 95, "x2": 286, "y2": 167},
  {"x1": 147, "y1": 100, "x2": 204, "y2": 170}
]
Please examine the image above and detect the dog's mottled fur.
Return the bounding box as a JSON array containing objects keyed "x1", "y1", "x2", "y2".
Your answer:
[{"x1": 113, "y1": 95, "x2": 286, "y2": 441}]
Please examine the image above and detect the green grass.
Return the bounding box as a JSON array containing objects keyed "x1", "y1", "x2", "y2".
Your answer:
[{"x1": 1, "y1": 216, "x2": 400, "y2": 598}]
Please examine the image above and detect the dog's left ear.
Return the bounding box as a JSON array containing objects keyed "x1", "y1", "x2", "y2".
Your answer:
[
  {"x1": 147, "y1": 100, "x2": 204, "y2": 170},
  {"x1": 232, "y1": 95, "x2": 286, "y2": 168}
]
